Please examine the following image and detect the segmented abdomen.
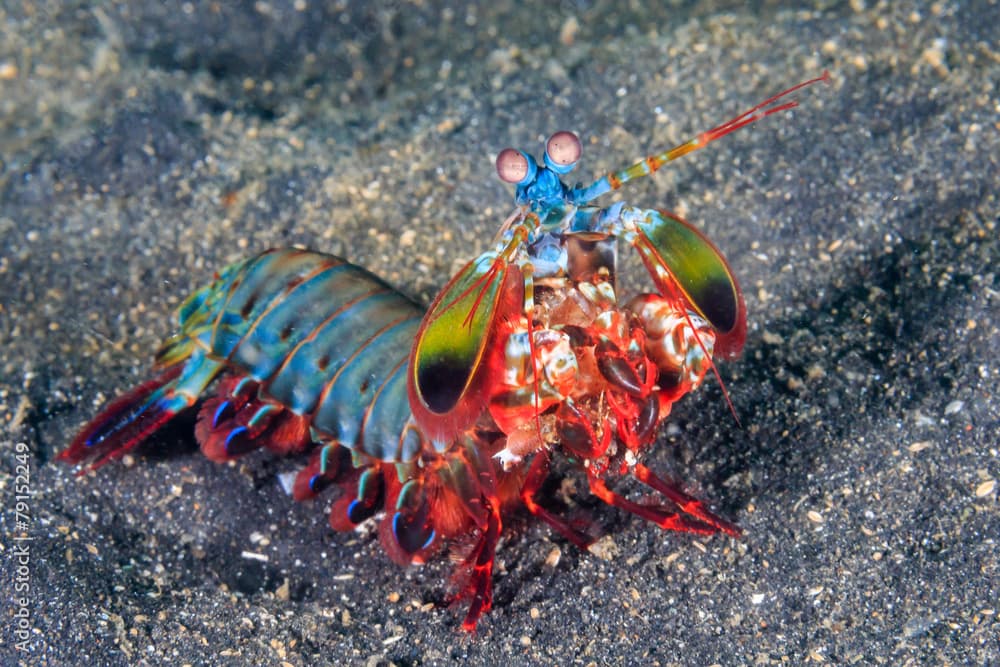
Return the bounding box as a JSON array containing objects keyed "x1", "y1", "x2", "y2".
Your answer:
[{"x1": 167, "y1": 248, "x2": 425, "y2": 462}]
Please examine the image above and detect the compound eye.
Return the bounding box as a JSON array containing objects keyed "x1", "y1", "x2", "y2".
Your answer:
[
  {"x1": 496, "y1": 148, "x2": 535, "y2": 185},
  {"x1": 544, "y1": 131, "x2": 582, "y2": 174}
]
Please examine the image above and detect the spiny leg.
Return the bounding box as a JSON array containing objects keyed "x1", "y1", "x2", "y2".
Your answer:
[
  {"x1": 520, "y1": 449, "x2": 594, "y2": 551},
  {"x1": 633, "y1": 463, "x2": 742, "y2": 537},
  {"x1": 460, "y1": 498, "x2": 502, "y2": 632},
  {"x1": 587, "y1": 473, "x2": 719, "y2": 536}
]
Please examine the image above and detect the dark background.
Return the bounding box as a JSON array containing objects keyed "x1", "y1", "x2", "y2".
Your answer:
[{"x1": 1, "y1": 1, "x2": 997, "y2": 664}]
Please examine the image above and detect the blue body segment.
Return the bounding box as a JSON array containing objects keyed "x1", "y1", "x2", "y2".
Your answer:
[
  {"x1": 361, "y1": 361, "x2": 421, "y2": 462},
  {"x1": 265, "y1": 290, "x2": 418, "y2": 415},
  {"x1": 208, "y1": 250, "x2": 326, "y2": 359},
  {"x1": 312, "y1": 317, "x2": 419, "y2": 452},
  {"x1": 169, "y1": 248, "x2": 425, "y2": 462},
  {"x1": 229, "y1": 263, "x2": 361, "y2": 380}
]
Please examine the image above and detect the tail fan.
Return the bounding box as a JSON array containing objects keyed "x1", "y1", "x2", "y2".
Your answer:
[{"x1": 59, "y1": 366, "x2": 189, "y2": 472}]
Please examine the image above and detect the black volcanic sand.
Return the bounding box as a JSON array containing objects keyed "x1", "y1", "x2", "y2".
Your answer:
[{"x1": 1, "y1": 1, "x2": 997, "y2": 665}]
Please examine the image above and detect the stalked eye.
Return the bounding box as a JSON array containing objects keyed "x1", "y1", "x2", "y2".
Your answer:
[
  {"x1": 496, "y1": 148, "x2": 536, "y2": 185},
  {"x1": 544, "y1": 130, "x2": 582, "y2": 174}
]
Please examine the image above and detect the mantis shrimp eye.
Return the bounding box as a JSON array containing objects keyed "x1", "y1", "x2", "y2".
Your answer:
[
  {"x1": 544, "y1": 130, "x2": 582, "y2": 174},
  {"x1": 496, "y1": 148, "x2": 536, "y2": 185}
]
